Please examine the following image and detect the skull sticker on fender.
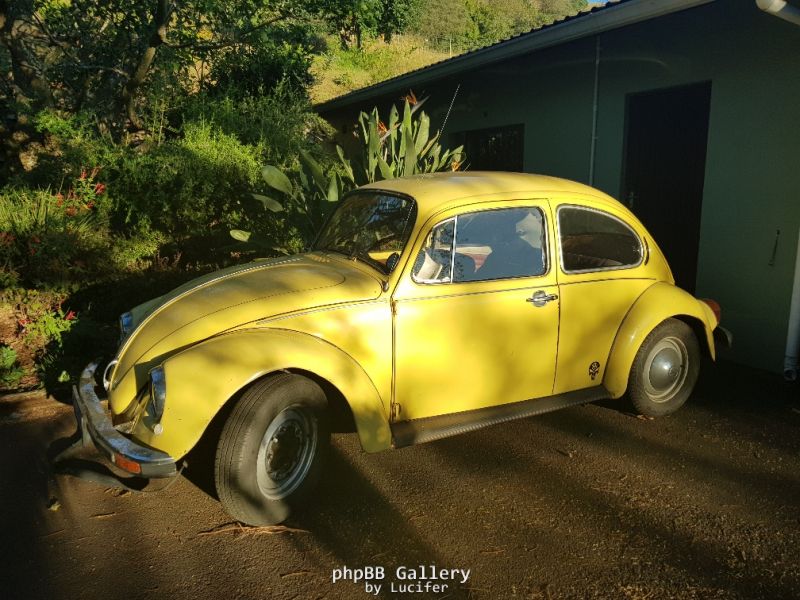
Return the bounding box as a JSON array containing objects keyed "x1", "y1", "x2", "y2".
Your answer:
[{"x1": 589, "y1": 361, "x2": 601, "y2": 380}]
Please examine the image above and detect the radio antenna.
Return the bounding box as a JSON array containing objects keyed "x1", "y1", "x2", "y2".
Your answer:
[{"x1": 440, "y1": 84, "x2": 461, "y2": 136}]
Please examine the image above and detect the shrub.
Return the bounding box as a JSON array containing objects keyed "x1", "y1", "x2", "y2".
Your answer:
[
  {"x1": 0, "y1": 176, "x2": 112, "y2": 289},
  {"x1": 0, "y1": 346, "x2": 24, "y2": 388},
  {"x1": 209, "y1": 34, "x2": 313, "y2": 99},
  {"x1": 112, "y1": 121, "x2": 264, "y2": 236},
  {"x1": 179, "y1": 83, "x2": 331, "y2": 166}
]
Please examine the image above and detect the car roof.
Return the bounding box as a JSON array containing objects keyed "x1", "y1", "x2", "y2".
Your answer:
[{"x1": 358, "y1": 171, "x2": 622, "y2": 219}]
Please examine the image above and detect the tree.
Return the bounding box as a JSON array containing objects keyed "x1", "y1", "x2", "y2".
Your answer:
[
  {"x1": 0, "y1": 0, "x2": 312, "y2": 132},
  {"x1": 310, "y1": 0, "x2": 418, "y2": 49},
  {"x1": 411, "y1": 0, "x2": 588, "y2": 52}
]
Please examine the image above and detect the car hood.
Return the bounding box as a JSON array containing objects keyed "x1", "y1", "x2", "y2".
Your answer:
[{"x1": 110, "y1": 253, "x2": 383, "y2": 410}]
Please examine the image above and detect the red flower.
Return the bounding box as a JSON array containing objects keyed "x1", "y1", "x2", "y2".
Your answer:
[
  {"x1": 93, "y1": 183, "x2": 106, "y2": 195},
  {"x1": 85, "y1": 200, "x2": 95, "y2": 209},
  {"x1": 65, "y1": 207, "x2": 77, "y2": 216},
  {"x1": 65, "y1": 310, "x2": 77, "y2": 321}
]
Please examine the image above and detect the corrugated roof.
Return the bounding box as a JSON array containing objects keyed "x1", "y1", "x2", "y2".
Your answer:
[{"x1": 315, "y1": 0, "x2": 714, "y2": 112}]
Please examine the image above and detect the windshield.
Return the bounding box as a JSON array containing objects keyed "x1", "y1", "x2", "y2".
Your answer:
[{"x1": 314, "y1": 192, "x2": 417, "y2": 273}]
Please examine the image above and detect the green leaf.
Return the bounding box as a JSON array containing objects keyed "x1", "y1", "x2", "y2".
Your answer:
[
  {"x1": 367, "y1": 117, "x2": 380, "y2": 181},
  {"x1": 403, "y1": 120, "x2": 417, "y2": 176},
  {"x1": 388, "y1": 104, "x2": 399, "y2": 139},
  {"x1": 326, "y1": 175, "x2": 339, "y2": 202},
  {"x1": 230, "y1": 229, "x2": 252, "y2": 242},
  {"x1": 336, "y1": 145, "x2": 355, "y2": 183},
  {"x1": 430, "y1": 145, "x2": 441, "y2": 171},
  {"x1": 251, "y1": 193, "x2": 284, "y2": 212},
  {"x1": 415, "y1": 112, "x2": 430, "y2": 155},
  {"x1": 301, "y1": 150, "x2": 327, "y2": 192},
  {"x1": 231, "y1": 229, "x2": 277, "y2": 250},
  {"x1": 377, "y1": 154, "x2": 393, "y2": 180},
  {"x1": 261, "y1": 165, "x2": 293, "y2": 196}
]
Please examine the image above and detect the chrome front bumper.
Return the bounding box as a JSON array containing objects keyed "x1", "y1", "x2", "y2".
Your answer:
[{"x1": 72, "y1": 362, "x2": 176, "y2": 478}]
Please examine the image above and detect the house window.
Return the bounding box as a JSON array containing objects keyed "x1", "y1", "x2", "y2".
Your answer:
[
  {"x1": 558, "y1": 206, "x2": 643, "y2": 273},
  {"x1": 453, "y1": 124, "x2": 524, "y2": 171}
]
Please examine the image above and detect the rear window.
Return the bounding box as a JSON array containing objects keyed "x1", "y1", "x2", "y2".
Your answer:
[{"x1": 558, "y1": 206, "x2": 642, "y2": 273}]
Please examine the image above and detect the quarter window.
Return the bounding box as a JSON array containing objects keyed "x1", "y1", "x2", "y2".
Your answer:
[
  {"x1": 558, "y1": 206, "x2": 642, "y2": 273},
  {"x1": 413, "y1": 207, "x2": 547, "y2": 284}
]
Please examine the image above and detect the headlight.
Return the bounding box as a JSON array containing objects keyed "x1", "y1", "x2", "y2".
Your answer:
[
  {"x1": 148, "y1": 366, "x2": 166, "y2": 432},
  {"x1": 119, "y1": 311, "x2": 134, "y2": 341}
]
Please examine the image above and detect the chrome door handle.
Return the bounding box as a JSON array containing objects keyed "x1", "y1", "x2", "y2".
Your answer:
[{"x1": 527, "y1": 290, "x2": 558, "y2": 307}]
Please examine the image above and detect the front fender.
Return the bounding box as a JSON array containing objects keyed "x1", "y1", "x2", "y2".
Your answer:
[
  {"x1": 132, "y1": 328, "x2": 392, "y2": 459},
  {"x1": 604, "y1": 282, "x2": 716, "y2": 399}
]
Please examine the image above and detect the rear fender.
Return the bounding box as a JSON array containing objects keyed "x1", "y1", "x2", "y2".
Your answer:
[
  {"x1": 132, "y1": 328, "x2": 391, "y2": 459},
  {"x1": 604, "y1": 282, "x2": 716, "y2": 398}
]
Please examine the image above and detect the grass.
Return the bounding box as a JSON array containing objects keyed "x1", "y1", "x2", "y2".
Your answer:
[{"x1": 310, "y1": 34, "x2": 450, "y2": 104}]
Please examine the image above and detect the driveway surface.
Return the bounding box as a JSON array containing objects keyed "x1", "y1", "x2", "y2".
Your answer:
[{"x1": 1, "y1": 360, "x2": 798, "y2": 600}]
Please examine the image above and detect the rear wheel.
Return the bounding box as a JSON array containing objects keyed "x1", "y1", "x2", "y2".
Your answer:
[
  {"x1": 215, "y1": 374, "x2": 329, "y2": 525},
  {"x1": 627, "y1": 318, "x2": 700, "y2": 417}
]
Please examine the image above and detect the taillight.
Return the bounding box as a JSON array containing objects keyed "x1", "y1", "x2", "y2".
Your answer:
[{"x1": 701, "y1": 298, "x2": 721, "y2": 324}]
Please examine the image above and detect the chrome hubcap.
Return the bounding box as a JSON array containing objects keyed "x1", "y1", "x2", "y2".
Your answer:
[
  {"x1": 256, "y1": 407, "x2": 316, "y2": 500},
  {"x1": 644, "y1": 336, "x2": 689, "y2": 402}
]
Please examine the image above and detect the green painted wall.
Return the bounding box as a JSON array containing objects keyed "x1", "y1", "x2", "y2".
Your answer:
[{"x1": 320, "y1": 0, "x2": 800, "y2": 373}]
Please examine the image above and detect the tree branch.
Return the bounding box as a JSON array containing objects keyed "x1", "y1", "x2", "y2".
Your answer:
[
  {"x1": 70, "y1": 64, "x2": 131, "y2": 79},
  {"x1": 120, "y1": 0, "x2": 171, "y2": 130}
]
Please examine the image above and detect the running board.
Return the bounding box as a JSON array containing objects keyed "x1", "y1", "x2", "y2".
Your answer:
[{"x1": 391, "y1": 387, "x2": 609, "y2": 448}]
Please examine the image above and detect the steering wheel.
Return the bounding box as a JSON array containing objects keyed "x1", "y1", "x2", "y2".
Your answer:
[{"x1": 366, "y1": 232, "x2": 401, "y2": 252}]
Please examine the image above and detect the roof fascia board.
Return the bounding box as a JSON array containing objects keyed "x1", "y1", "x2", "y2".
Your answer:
[{"x1": 316, "y1": 0, "x2": 716, "y2": 112}]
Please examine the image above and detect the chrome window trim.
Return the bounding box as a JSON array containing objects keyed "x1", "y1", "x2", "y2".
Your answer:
[{"x1": 411, "y1": 218, "x2": 456, "y2": 285}]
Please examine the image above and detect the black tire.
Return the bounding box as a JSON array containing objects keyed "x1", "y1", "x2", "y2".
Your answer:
[
  {"x1": 214, "y1": 373, "x2": 329, "y2": 525},
  {"x1": 627, "y1": 318, "x2": 700, "y2": 417}
]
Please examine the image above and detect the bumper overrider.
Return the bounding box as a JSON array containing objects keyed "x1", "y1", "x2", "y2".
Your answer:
[
  {"x1": 71, "y1": 362, "x2": 177, "y2": 478},
  {"x1": 713, "y1": 325, "x2": 733, "y2": 350}
]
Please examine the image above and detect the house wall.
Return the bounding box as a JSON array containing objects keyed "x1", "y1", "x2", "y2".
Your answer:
[{"x1": 319, "y1": 0, "x2": 800, "y2": 373}]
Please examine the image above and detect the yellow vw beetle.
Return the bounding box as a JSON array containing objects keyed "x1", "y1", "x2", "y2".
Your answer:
[{"x1": 65, "y1": 172, "x2": 729, "y2": 525}]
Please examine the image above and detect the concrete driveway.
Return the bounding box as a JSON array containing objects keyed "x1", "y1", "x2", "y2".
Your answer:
[{"x1": 1, "y1": 360, "x2": 798, "y2": 599}]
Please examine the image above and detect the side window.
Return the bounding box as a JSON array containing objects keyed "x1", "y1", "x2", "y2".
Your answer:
[
  {"x1": 412, "y1": 207, "x2": 547, "y2": 284},
  {"x1": 558, "y1": 206, "x2": 642, "y2": 273}
]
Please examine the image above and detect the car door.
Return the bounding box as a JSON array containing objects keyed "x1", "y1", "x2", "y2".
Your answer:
[
  {"x1": 552, "y1": 201, "x2": 654, "y2": 394},
  {"x1": 391, "y1": 201, "x2": 560, "y2": 422}
]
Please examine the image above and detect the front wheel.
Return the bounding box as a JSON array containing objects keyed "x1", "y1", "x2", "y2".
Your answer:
[
  {"x1": 627, "y1": 318, "x2": 700, "y2": 417},
  {"x1": 215, "y1": 374, "x2": 329, "y2": 525}
]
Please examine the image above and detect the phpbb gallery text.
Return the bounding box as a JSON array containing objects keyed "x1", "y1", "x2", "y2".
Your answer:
[{"x1": 332, "y1": 564, "x2": 472, "y2": 595}]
